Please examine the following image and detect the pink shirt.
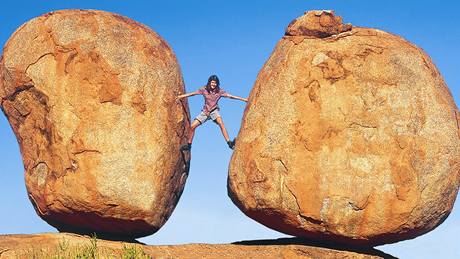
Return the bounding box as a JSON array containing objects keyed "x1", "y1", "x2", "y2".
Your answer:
[{"x1": 197, "y1": 87, "x2": 229, "y2": 115}]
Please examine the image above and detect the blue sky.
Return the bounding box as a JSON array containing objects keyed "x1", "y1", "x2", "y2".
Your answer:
[{"x1": 1, "y1": 1, "x2": 459, "y2": 258}]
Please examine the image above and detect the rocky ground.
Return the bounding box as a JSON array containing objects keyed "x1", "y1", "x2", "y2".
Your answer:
[{"x1": 0, "y1": 233, "x2": 395, "y2": 258}]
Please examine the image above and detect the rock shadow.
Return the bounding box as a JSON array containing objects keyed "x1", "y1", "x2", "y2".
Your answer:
[{"x1": 232, "y1": 237, "x2": 396, "y2": 259}]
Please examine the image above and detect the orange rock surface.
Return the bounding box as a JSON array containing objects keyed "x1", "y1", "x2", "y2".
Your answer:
[
  {"x1": 0, "y1": 233, "x2": 394, "y2": 259},
  {"x1": 228, "y1": 10, "x2": 460, "y2": 246},
  {"x1": 0, "y1": 10, "x2": 190, "y2": 238}
]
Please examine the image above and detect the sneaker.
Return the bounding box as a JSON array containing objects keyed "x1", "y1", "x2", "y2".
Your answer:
[
  {"x1": 227, "y1": 139, "x2": 235, "y2": 150},
  {"x1": 180, "y1": 143, "x2": 191, "y2": 151}
]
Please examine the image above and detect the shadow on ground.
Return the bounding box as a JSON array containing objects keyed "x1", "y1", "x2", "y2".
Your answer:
[{"x1": 232, "y1": 237, "x2": 397, "y2": 259}]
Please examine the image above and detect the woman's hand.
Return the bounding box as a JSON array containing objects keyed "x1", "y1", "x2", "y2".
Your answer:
[{"x1": 237, "y1": 96, "x2": 249, "y2": 102}]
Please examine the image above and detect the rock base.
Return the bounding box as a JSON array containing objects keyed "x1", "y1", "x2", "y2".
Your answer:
[{"x1": 0, "y1": 233, "x2": 395, "y2": 258}]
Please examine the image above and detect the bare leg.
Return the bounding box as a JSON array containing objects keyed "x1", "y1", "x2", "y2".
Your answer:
[
  {"x1": 214, "y1": 117, "x2": 230, "y2": 142},
  {"x1": 181, "y1": 120, "x2": 202, "y2": 170},
  {"x1": 187, "y1": 119, "x2": 202, "y2": 144}
]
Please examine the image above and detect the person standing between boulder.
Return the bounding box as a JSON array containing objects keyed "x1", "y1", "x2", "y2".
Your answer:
[{"x1": 176, "y1": 75, "x2": 248, "y2": 151}]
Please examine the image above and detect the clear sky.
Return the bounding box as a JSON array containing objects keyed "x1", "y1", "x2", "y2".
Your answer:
[{"x1": 1, "y1": 1, "x2": 459, "y2": 258}]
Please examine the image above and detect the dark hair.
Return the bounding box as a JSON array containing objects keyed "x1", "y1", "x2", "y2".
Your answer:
[{"x1": 205, "y1": 75, "x2": 220, "y2": 93}]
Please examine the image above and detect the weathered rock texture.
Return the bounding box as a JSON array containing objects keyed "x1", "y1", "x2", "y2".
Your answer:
[
  {"x1": 0, "y1": 233, "x2": 395, "y2": 259},
  {"x1": 0, "y1": 10, "x2": 190, "y2": 238},
  {"x1": 285, "y1": 10, "x2": 352, "y2": 38},
  {"x1": 228, "y1": 10, "x2": 460, "y2": 246}
]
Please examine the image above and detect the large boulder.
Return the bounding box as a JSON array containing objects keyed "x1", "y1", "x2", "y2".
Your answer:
[
  {"x1": 0, "y1": 10, "x2": 190, "y2": 238},
  {"x1": 228, "y1": 10, "x2": 460, "y2": 246}
]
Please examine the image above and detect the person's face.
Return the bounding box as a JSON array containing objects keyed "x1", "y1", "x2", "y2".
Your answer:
[{"x1": 210, "y1": 80, "x2": 217, "y2": 89}]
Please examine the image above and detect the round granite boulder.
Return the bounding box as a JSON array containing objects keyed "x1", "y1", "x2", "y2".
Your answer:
[
  {"x1": 228, "y1": 10, "x2": 460, "y2": 246},
  {"x1": 0, "y1": 9, "x2": 190, "y2": 239}
]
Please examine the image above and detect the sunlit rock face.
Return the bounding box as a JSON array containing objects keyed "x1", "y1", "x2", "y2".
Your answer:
[
  {"x1": 228, "y1": 10, "x2": 460, "y2": 246},
  {"x1": 0, "y1": 9, "x2": 190, "y2": 239}
]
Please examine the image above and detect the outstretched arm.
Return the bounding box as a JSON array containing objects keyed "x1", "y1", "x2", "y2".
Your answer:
[
  {"x1": 225, "y1": 93, "x2": 248, "y2": 102},
  {"x1": 176, "y1": 90, "x2": 200, "y2": 101}
]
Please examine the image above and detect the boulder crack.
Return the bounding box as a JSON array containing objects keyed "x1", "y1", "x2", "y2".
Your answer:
[
  {"x1": 276, "y1": 158, "x2": 289, "y2": 172},
  {"x1": 25, "y1": 52, "x2": 55, "y2": 74},
  {"x1": 0, "y1": 249, "x2": 10, "y2": 256},
  {"x1": 299, "y1": 214, "x2": 324, "y2": 225},
  {"x1": 2, "y1": 84, "x2": 35, "y2": 105},
  {"x1": 348, "y1": 195, "x2": 370, "y2": 211},
  {"x1": 285, "y1": 182, "x2": 324, "y2": 225},
  {"x1": 347, "y1": 121, "x2": 377, "y2": 129},
  {"x1": 72, "y1": 149, "x2": 102, "y2": 156}
]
